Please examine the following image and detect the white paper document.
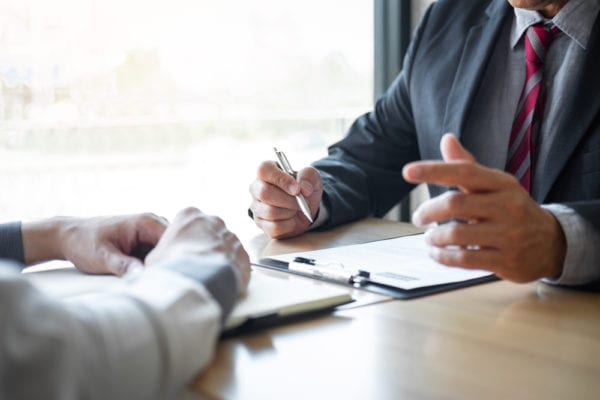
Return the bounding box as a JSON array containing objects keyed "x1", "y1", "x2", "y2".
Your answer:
[{"x1": 271, "y1": 234, "x2": 494, "y2": 290}]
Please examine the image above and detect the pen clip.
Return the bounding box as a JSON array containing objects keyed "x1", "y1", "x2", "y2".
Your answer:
[
  {"x1": 273, "y1": 147, "x2": 295, "y2": 175},
  {"x1": 290, "y1": 257, "x2": 369, "y2": 285},
  {"x1": 293, "y1": 256, "x2": 316, "y2": 265}
]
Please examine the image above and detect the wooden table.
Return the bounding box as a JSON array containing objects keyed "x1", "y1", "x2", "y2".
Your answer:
[{"x1": 192, "y1": 218, "x2": 600, "y2": 399}]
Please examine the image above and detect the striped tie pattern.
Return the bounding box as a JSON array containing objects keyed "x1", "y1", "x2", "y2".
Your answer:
[{"x1": 506, "y1": 24, "x2": 559, "y2": 192}]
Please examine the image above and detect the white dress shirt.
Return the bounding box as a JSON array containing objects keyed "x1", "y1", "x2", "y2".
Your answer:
[{"x1": 0, "y1": 257, "x2": 236, "y2": 400}]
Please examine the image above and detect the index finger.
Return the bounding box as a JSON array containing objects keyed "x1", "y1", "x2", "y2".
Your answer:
[
  {"x1": 403, "y1": 160, "x2": 516, "y2": 193},
  {"x1": 134, "y1": 213, "x2": 169, "y2": 245},
  {"x1": 257, "y1": 160, "x2": 299, "y2": 195}
]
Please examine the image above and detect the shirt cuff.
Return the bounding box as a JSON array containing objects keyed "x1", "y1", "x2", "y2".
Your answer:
[
  {"x1": 541, "y1": 204, "x2": 600, "y2": 286},
  {"x1": 117, "y1": 267, "x2": 222, "y2": 386},
  {"x1": 151, "y1": 254, "x2": 239, "y2": 320},
  {"x1": 307, "y1": 202, "x2": 330, "y2": 231}
]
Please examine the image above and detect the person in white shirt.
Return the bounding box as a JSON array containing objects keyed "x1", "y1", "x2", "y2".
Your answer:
[{"x1": 0, "y1": 207, "x2": 251, "y2": 399}]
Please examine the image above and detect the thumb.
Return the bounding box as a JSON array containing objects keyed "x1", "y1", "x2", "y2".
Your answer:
[
  {"x1": 295, "y1": 166, "x2": 322, "y2": 197},
  {"x1": 440, "y1": 133, "x2": 476, "y2": 162},
  {"x1": 104, "y1": 245, "x2": 144, "y2": 276}
]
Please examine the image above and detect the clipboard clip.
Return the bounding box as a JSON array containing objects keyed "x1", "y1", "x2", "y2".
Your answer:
[{"x1": 289, "y1": 257, "x2": 370, "y2": 285}]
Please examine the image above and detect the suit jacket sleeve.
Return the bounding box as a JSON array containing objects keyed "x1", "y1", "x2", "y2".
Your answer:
[{"x1": 0, "y1": 256, "x2": 238, "y2": 400}]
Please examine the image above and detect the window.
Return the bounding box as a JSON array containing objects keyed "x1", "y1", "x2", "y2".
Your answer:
[{"x1": 0, "y1": 0, "x2": 373, "y2": 237}]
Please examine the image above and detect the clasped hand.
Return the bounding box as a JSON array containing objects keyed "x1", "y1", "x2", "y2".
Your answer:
[{"x1": 22, "y1": 208, "x2": 250, "y2": 291}]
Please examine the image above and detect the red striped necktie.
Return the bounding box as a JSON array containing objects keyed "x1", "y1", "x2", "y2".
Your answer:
[{"x1": 506, "y1": 23, "x2": 560, "y2": 192}]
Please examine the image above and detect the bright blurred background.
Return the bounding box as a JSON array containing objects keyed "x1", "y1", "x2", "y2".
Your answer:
[{"x1": 0, "y1": 0, "x2": 373, "y2": 239}]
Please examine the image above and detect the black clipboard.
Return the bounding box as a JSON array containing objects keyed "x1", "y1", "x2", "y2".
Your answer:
[{"x1": 253, "y1": 257, "x2": 499, "y2": 300}]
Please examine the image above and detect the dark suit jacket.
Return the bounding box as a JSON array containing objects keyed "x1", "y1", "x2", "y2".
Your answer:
[{"x1": 313, "y1": 0, "x2": 600, "y2": 231}]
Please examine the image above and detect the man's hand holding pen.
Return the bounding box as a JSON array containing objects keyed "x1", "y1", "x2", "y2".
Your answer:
[
  {"x1": 273, "y1": 148, "x2": 315, "y2": 224},
  {"x1": 249, "y1": 152, "x2": 323, "y2": 239}
]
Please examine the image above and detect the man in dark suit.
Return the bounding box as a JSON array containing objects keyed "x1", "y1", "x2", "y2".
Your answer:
[{"x1": 249, "y1": 0, "x2": 600, "y2": 285}]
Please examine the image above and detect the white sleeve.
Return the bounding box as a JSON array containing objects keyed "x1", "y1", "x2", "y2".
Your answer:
[
  {"x1": 542, "y1": 204, "x2": 600, "y2": 286},
  {"x1": 0, "y1": 262, "x2": 227, "y2": 400}
]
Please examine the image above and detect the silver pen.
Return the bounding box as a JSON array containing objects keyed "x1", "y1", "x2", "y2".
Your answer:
[{"x1": 273, "y1": 147, "x2": 314, "y2": 223}]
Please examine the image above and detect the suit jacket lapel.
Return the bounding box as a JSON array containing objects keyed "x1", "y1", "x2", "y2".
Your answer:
[
  {"x1": 536, "y1": 14, "x2": 600, "y2": 202},
  {"x1": 442, "y1": 0, "x2": 511, "y2": 143}
]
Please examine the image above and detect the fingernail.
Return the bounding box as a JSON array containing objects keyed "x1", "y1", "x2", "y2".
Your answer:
[
  {"x1": 125, "y1": 258, "x2": 144, "y2": 272},
  {"x1": 423, "y1": 229, "x2": 433, "y2": 244},
  {"x1": 412, "y1": 210, "x2": 423, "y2": 226},
  {"x1": 123, "y1": 263, "x2": 144, "y2": 281},
  {"x1": 288, "y1": 183, "x2": 298, "y2": 195},
  {"x1": 300, "y1": 181, "x2": 313, "y2": 195},
  {"x1": 128, "y1": 264, "x2": 144, "y2": 275},
  {"x1": 408, "y1": 165, "x2": 422, "y2": 180}
]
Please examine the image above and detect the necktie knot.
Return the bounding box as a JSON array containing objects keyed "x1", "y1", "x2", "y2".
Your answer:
[{"x1": 526, "y1": 23, "x2": 560, "y2": 64}]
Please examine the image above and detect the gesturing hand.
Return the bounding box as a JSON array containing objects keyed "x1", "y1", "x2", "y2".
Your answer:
[
  {"x1": 402, "y1": 134, "x2": 566, "y2": 283},
  {"x1": 249, "y1": 161, "x2": 323, "y2": 239}
]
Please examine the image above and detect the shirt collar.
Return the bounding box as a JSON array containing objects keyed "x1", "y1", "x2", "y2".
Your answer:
[{"x1": 511, "y1": 0, "x2": 600, "y2": 50}]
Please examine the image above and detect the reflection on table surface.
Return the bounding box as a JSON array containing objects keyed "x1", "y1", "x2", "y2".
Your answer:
[{"x1": 194, "y1": 218, "x2": 600, "y2": 400}]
